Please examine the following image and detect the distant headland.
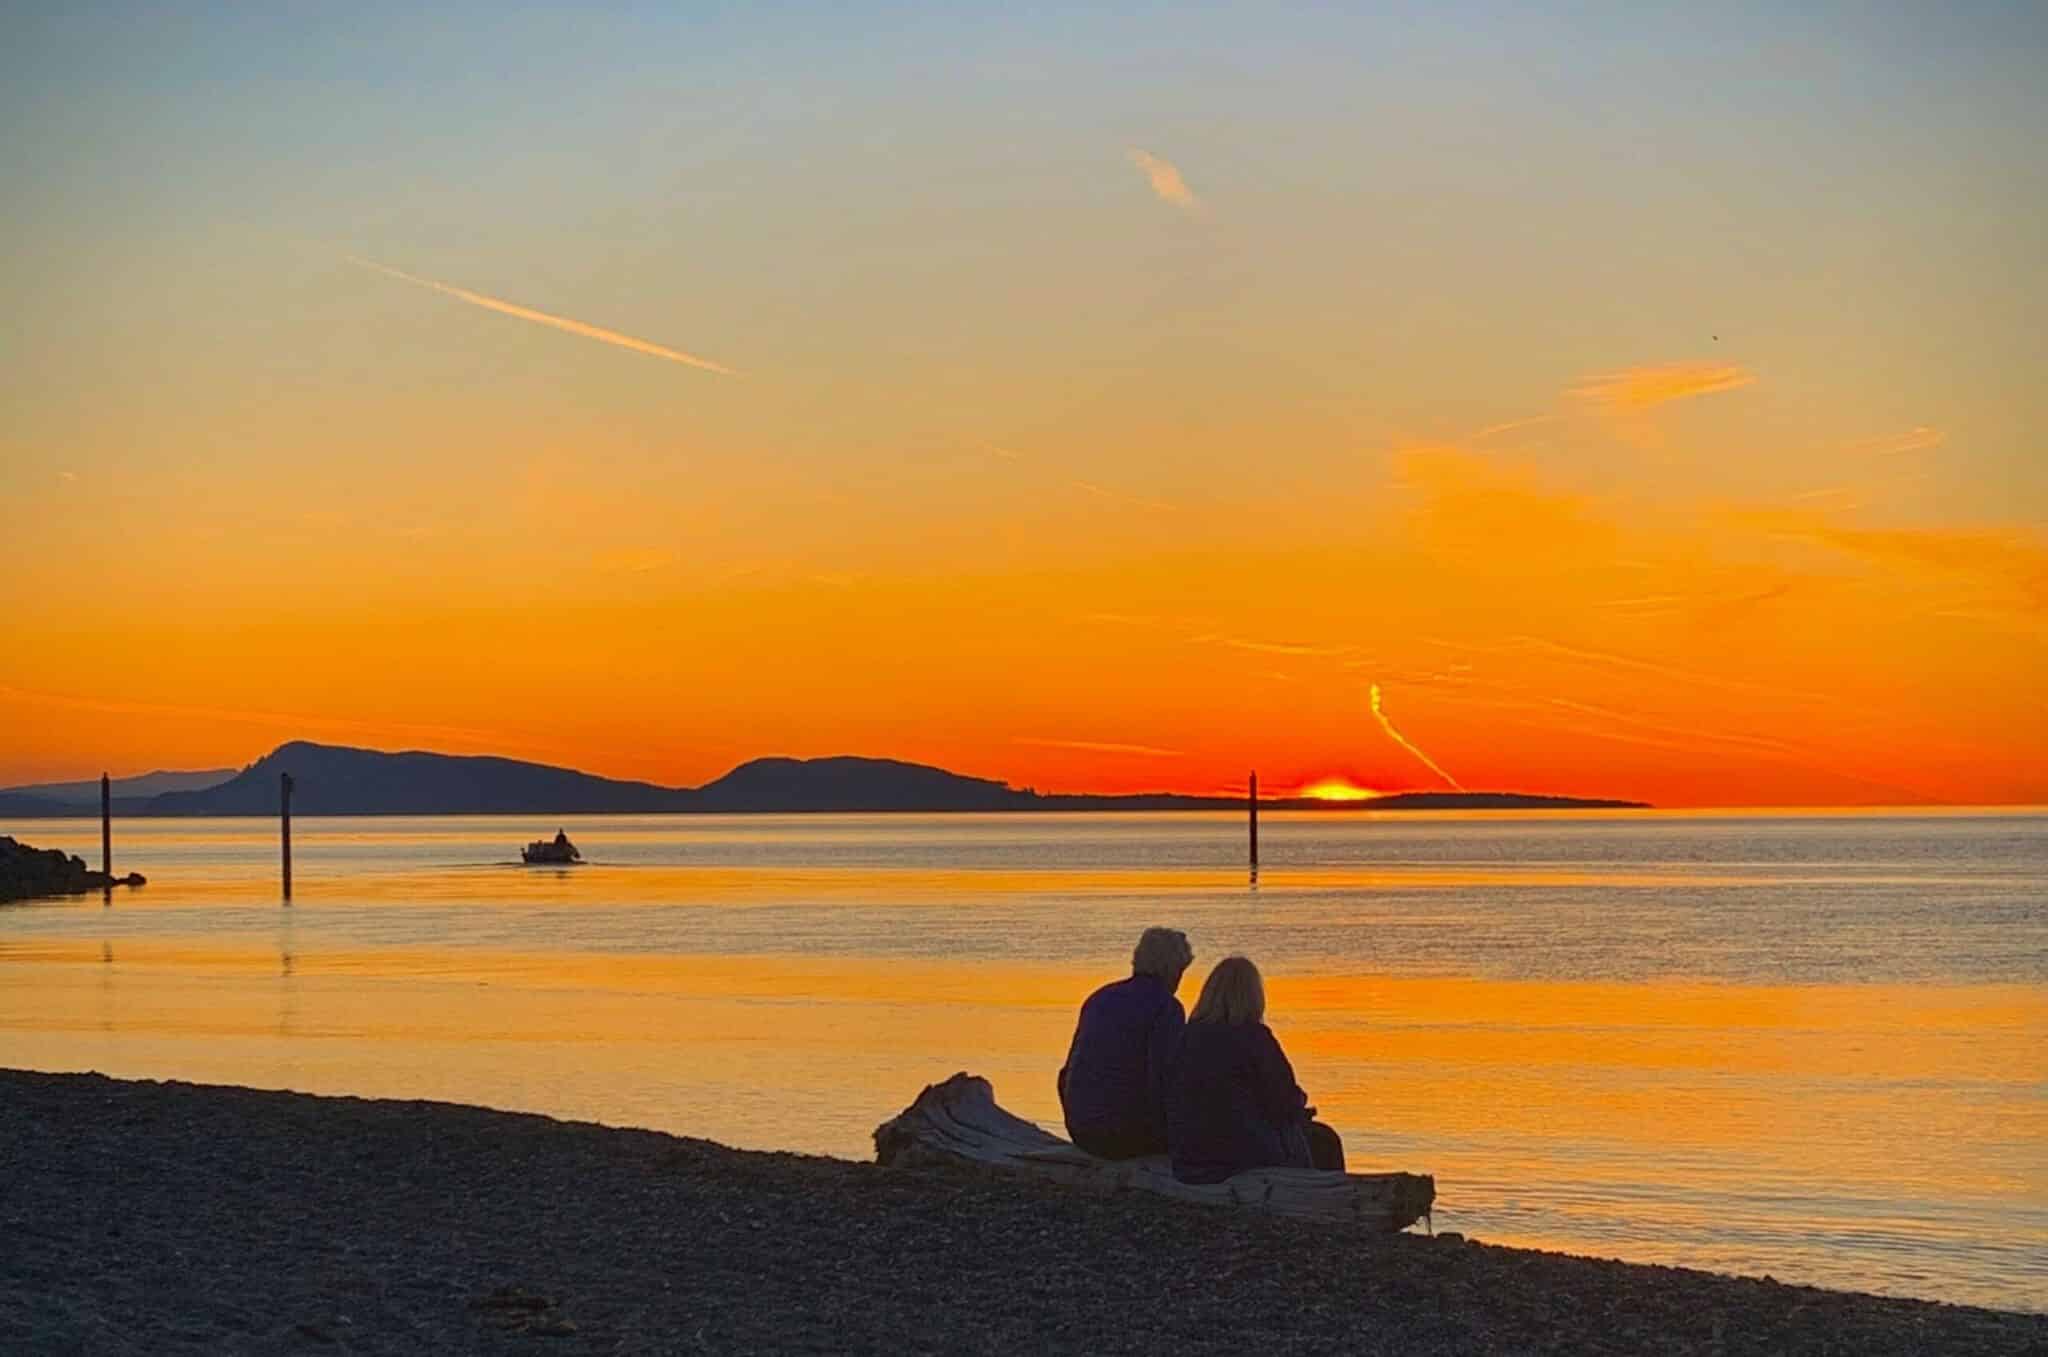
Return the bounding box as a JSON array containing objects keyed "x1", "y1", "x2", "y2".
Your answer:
[{"x1": 0, "y1": 741, "x2": 1648, "y2": 818}]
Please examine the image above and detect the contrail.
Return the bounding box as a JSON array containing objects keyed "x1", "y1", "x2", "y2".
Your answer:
[
  {"x1": 348, "y1": 257, "x2": 737, "y2": 376},
  {"x1": 1369, "y1": 683, "x2": 1463, "y2": 789}
]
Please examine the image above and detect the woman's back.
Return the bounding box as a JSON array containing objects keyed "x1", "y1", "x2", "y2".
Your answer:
[{"x1": 1166, "y1": 1018, "x2": 1307, "y2": 1184}]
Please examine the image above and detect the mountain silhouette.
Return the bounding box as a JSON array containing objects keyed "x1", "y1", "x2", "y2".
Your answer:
[
  {"x1": 7, "y1": 740, "x2": 1647, "y2": 818},
  {"x1": 146, "y1": 742, "x2": 683, "y2": 816},
  {"x1": 0, "y1": 792, "x2": 76, "y2": 819},
  {"x1": 690, "y1": 756, "x2": 1028, "y2": 812},
  {"x1": 0, "y1": 768, "x2": 235, "y2": 808}
]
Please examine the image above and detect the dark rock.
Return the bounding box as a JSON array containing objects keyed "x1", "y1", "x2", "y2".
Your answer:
[{"x1": 0, "y1": 836, "x2": 148, "y2": 901}]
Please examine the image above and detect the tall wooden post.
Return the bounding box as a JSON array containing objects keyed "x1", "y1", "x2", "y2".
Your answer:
[
  {"x1": 100, "y1": 773, "x2": 111, "y2": 877},
  {"x1": 1249, "y1": 770, "x2": 1259, "y2": 887},
  {"x1": 280, "y1": 771, "x2": 294, "y2": 903}
]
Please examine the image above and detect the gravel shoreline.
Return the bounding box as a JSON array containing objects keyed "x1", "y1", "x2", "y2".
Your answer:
[{"x1": 3, "y1": 1070, "x2": 2041, "y2": 1355}]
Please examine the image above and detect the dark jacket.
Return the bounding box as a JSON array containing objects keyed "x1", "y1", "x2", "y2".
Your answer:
[
  {"x1": 1058, "y1": 973, "x2": 1185, "y2": 1149},
  {"x1": 1166, "y1": 1019, "x2": 1310, "y2": 1184}
]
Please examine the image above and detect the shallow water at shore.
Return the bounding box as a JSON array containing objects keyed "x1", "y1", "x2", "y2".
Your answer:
[{"x1": 1, "y1": 810, "x2": 2043, "y2": 1310}]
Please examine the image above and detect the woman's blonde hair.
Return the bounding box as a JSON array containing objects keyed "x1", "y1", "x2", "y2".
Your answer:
[
  {"x1": 1189, "y1": 955, "x2": 1266, "y2": 1026},
  {"x1": 1131, "y1": 926, "x2": 1194, "y2": 981}
]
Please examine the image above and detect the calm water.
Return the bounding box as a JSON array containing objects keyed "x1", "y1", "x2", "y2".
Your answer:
[{"x1": 2, "y1": 810, "x2": 2043, "y2": 1311}]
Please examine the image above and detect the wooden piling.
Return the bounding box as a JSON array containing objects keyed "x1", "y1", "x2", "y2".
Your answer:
[
  {"x1": 100, "y1": 773, "x2": 111, "y2": 877},
  {"x1": 280, "y1": 771, "x2": 294, "y2": 902},
  {"x1": 1249, "y1": 769, "x2": 1259, "y2": 886}
]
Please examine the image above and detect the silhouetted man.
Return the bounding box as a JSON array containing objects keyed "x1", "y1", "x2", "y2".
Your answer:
[{"x1": 1057, "y1": 927, "x2": 1193, "y2": 1159}]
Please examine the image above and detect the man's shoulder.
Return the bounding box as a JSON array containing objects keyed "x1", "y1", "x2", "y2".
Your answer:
[
  {"x1": 1078, "y1": 976, "x2": 1128, "y2": 1015},
  {"x1": 1082, "y1": 974, "x2": 1169, "y2": 1013}
]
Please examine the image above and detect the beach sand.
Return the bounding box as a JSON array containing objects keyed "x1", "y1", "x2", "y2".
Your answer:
[{"x1": 2, "y1": 1070, "x2": 2040, "y2": 1355}]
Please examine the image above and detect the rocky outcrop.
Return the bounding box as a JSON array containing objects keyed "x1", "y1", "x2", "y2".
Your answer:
[{"x1": 0, "y1": 836, "x2": 145, "y2": 901}]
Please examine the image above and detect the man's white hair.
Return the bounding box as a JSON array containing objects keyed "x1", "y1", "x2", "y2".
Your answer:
[{"x1": 1131, "y1": 926, "x2": 1194, "y2": 980}]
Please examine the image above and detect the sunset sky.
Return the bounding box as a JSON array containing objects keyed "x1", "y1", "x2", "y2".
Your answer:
[{"x1": 3, "y1": 5, "x2": 2043, "y2": 805}]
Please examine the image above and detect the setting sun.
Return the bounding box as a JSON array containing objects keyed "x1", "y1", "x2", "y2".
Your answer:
[{"x1": 1300, "y1": 779, "x2": 1382, "y2": 802}]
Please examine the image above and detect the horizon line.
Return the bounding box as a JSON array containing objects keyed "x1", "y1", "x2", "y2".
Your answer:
[{"x1": 6, "y1": 738, "x2": 2047, "y2": 813}]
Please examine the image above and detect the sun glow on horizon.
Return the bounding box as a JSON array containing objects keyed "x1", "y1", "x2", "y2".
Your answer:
[{"x1": 1300, "y1": 779, "x2": 1383, "y2": 802}]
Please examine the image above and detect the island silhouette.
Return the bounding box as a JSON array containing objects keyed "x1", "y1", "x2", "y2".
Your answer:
[{"x1": 1, "y1": 741, "x2": 1646, "y2": 817}]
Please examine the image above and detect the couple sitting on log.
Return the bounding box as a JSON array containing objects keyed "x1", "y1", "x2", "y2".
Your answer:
[{"x1": 1058, "y1": 926, "x2": 1344, "y2": 1183}]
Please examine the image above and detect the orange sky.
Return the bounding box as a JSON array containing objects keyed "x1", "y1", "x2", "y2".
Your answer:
[
  {"x1": 3, "y1": 9, "x2": 2043, "y2": 805},
  {"x1": 5, "y1": 417, "x2": 2040, "y2": 804}
]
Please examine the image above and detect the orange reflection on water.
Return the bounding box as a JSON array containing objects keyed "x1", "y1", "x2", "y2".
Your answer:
[
  {"x1": 39, "y1": 864, "x2": 1886, "y2": 912},
  {"x1": 4, "y1": 944, "x2": 2039, "y2": 1187},
  {"x1": 2, "y1": 940, "x2": 2043, "y2": 1305},
  {"x1": 1277, "y1": 974, "x2": 2047, "y2": 1192}
]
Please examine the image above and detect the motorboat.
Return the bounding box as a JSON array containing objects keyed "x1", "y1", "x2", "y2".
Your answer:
[{"x1": 521, "y1": 830, "x2": 582, "y2": 865}]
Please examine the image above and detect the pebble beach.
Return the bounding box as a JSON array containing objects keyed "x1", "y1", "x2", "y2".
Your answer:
[{"x1": 2, "y1": 1070, "x2": 2042, "y2": 1355}]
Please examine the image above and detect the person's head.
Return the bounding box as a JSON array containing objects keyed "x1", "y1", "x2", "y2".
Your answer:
[
  {"x1": 1189, "y1": 955, "x2": 1266, "y2": 1026},
  {"x1": 1131, "y1": 926, "x2": 1195, "y2": 994}
]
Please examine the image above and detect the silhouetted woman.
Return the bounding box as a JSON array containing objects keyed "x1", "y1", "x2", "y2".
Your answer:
[{"x1": 1166, "y1": 956, "x2": 1344, "y2": 1183}]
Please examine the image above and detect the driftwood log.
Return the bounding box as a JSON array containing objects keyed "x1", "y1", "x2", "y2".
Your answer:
[{"x1": 875, "y1": 1073, "x2": 1434, "y2": 1231}]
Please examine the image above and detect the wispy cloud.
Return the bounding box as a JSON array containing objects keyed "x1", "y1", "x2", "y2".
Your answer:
[
  {"x1": 1845, "y1": 426, "x2": 1945, "y2": 457},
  {"x1": 591, "y1": 546, "x2": 679, "y2": 575},
  {"x1": 0, "y1": 684, "x2": 553, "y2": 757},
  {"x1": 1014, "y1": 736, "x2": 1182, "y2": 758},
  {"x1": 1541, "y1": 695, "x2": 1806, "y2": 759},
  {"x1": 1509, "y1": 697, "x2": 1935, "y2": 800},
  {"x1": 1192, "y1": 633, "x2": 1357, "y2": 659},
  {"x1": 58, "y1": 470, "x2": 77, "y2": 482},
  {"x1": 1128, "y1": 148, "x2": 1196, "y2": 210},
  {"x1": 1473, "y1": 414, "x2": 1556, "y2": 441},
  {"x1": 349, "y1": 257, "x2": 737, "y2": 376},
  {"x1": 1071, "y1": 478, "x2": 1178, "y2": 513},
  {"x1": 1591, "y1": 593, "x2": 1690, "y2": 613},
  {"x1": 1079, "y1": 611, "x2": 1170, "y2": 629},
  {"x1": 1738, "y1": 512, "x2": 2048, "y2": 611},
  {"x1": 1353, "y1": 664, "x2": 1930, "y2": 799},
  {"x1": 1570, "y1": 362, "x2": 1753, "y2": 413},
  {"x1": 1419, "y1": 634, "x2": 1840, "y2": 707},
  {"x1": 976, "y1": 439, "x2": 1180, "y2": 512}
]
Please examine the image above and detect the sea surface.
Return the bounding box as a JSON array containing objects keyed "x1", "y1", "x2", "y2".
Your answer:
[{"x1": 1, "y1": 810, "x2": 2042, "y2": 1311}]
